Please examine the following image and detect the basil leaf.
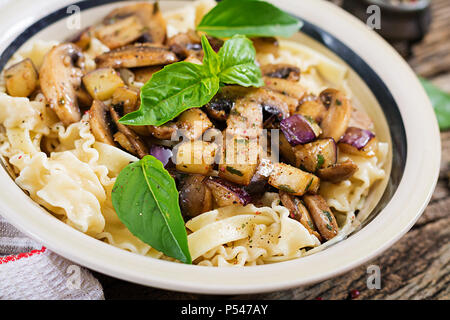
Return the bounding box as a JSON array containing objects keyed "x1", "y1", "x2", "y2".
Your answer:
[
  {"x1": 119, "y1": 62, "x2": 220, "y2": 126},
  {"x1": 201, "y1": 35, "x2": 220, "y2": 76},
  {"x1": 218, "y1": 35, "x2": 265, "y2": 87},
  {"x1": 420, "y1": 77, "x2": 450, "y2": 131},
  {"x1": 197, "y1": 0, "x2": 303, "y2": 38},
  {"x1": 111, "y1": 156, "x2": 192, "y2": 264},
  {"x1": 119, "y1": 35, "x2": 263, "y2": 127}
]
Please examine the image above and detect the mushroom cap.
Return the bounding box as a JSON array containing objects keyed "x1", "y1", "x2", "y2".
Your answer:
[{"x1": 39, "y1": 43, "x2": 85, "y2": 126}]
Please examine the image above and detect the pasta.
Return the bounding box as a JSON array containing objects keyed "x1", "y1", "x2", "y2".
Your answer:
[
  {"x1": 0, "y1": 0, "x2": 388, "y2": 266},
  {"x1": 188, "y1": 196, "x2": 320, "y2": 266}
]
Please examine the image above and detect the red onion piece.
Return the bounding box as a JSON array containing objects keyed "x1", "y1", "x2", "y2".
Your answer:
[
  {"x1": 339, "y1": 127, "x2": 375, "y2": 150},
  {"x1": 280, "y1": 114, "x2": 317, "y2": 146},
  {"x1": 149, "y1": 145, "x2": 173, "y2": 167}
]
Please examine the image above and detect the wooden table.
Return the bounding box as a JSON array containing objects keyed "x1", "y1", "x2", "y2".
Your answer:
[{"x1": 95, "y1": 0, "x2": 450, "y2": 300}]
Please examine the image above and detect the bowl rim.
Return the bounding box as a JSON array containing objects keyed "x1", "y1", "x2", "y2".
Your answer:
[
  {"x1": 0, "y1": 0, "x2": 440, "y2": 294},
  {"x1": 354, "y1": 0, "x2": 431, "y2": 13}
]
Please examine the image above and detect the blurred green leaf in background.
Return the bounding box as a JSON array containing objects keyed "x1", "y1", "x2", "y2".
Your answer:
[{"x1": 420, "y1": 77, "x2": 450, "y2": 131}]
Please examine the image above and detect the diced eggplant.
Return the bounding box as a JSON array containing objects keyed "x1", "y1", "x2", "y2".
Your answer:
[
  {"x1": 175, "y1": 141, "x2": 217, "y2": 175},
  {"x1": 95, "y1": 43, "x2": 178, "y2": 69},
  {"x1": 319, "y1": 89, "x2": 352, "y2": 141},
  {"x1": 219, "y1": 136, "x2": 260, "y2": 186},
  {"x1": 176, "y1": 108, "x2": 213, "y2": 140},
  {"x1": 338, "y1": 127, "x2": 378, "y2": 157},
  {"x1": 204, "y1": 86, "x2": 251, "y2": 121},
  {"x1": 205, "y1": 177, "x2": 251, "y2": 207},
  {"x1": 226, "y1": 98, "x2": 263, "y2": 138},
  {"x1": 179, "y1": 174, "x2": 214, "y2": 218},
  {"x1": 263, "y1": 76, "x2": 307, "y2": 100},
  {"x1": 82, "y1": 68, "x2": 125, "y2": 101},
  {"x1": 205, "y1": 96, "x2": 234, "y2": 121},
  {"x1": 279, "y1": 132, "x2": 296, "y2": 165},
  {"x1": 220, "y1": 95, "x2": 262, "y2": 186},
  {"x1": 111, "y1": 86, "x2": 139, "y2": 115},
  {"x1": 293, "y1": 138, "x2": 337, "y2": 173},
  {"x1": 261, "y1": 64, "x2": 300, "y2": 81},
  {"x1": 4, "y1": 58, "x2": 38, "y2": 97},
  {"x1": 317, "y1": 159, "x2": 358, "y2": 183},
  {"x1": 243, "y1": 158, "x2": 274, "y2": 195},
  {"x1": 303, "y1": 195, "x2": 338, "y2": 241},
  {"x1": 279, "y1": 191, "x2": 321, "y2": 241},
  {"x1": 268, "y1": 163, "x2": 320, "y2": 196},
  {"x1": 280, "y1": 114, "x2": 321, "y2": 146},
  {"x1": 205, "y1": 86, "x2": 293, "y2": 123},
  {"x1": 39, "y1": 43, "x2": 85, "y2": 125},
  {"x1": 111, "y1": 86, "x2": 150, "y2": 137}
]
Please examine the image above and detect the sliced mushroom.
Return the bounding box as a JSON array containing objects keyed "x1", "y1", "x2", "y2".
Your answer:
[
  {"x1": 95, "y1": 43, "x2": 178, "y2": 69},
  {"x1": 205, "y1": 177, "x2": 251, "y2": 207},
  {"x1": 296, "y1": 95, "x2": 328, "y2": 123},
  {"x1": 109, "y1": 106, "x2": 149, "y2": 158},
  {"x1": 319, "y1": 89, "x2": 352, "y2": 142},
  {"x1": 279, "y1": 191, "x2": 322, "y2": 241},
  {"x1": 113, "y1": 131, "x2": 136, "y2": 155},
  {"x1": 148, "y1": 122, "x2": 178, "y2": 140},
  {"x1": 303, "y1": 195, "x2": 338, "y2": 241},
  {"x1": 95, "y1": 15, "x2": 145, "y2": 49},
  {"x1": 167, "y1": 30, "x2": 202, "y2": 60},
  {"x1": 248, "y1": 89, "x2": 291, "y2": 121},
  {"x1": 317, "y1": 159, "x2": 358, "y2": 183},
  {"x1": 69, "y1": 27, "x2": 94, "y2": 50},
  {"x1": 179, "y1": 174, "x2": 213, "y2": 218},
  {"x1": 76, "y1": 87, "x2": 93, "y2": 108},
  {"x1": 263, "y1": 76, "x2": 307, "y2": 101},
  {"x1": 132, "y1": 65, "x2": 163, "y2": 83},
  {"x1": 251, "y1": 37, "x2": 279, "y2": 55},
  {"x1": 40, "y1": 43, "x2": 85, "y2": 125},
  {"x1": 104, "y1": 2, "x2": 166, "y2": 45},
  {"x1": 261, "y1": 64, "x2": 300, "y2": 81},
  {"x1": 89, "y1": 100, "x2": 115, "y2": 146},
  {"x1": 167, "y1": 30, "x2": 224, "y2": 61}
]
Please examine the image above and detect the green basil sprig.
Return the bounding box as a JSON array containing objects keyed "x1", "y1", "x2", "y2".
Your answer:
[
  {"x1": 420, "y1": 77, "x2": 450, "y2": 131},
  {"x1": 119, "y1": 35, "x2": 263, "y2": 126},
  {"x1": 111, "y1": 156, "x2": 191, "y2": 264},
  {"x1": 197, "y1": 0, "x2": 303, "y2": 38}
]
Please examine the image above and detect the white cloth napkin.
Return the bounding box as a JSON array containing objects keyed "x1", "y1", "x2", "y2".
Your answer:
[{"x1": 0, "y1": 215, "x2": 105, "y2": 300}]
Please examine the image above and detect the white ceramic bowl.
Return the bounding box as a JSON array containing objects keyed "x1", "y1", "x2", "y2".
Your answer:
[{"x1": 0, "y1": 0, "x2": 440, "y2": 294}]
